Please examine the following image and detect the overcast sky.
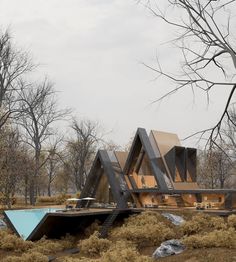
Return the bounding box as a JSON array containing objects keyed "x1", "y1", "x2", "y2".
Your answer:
[{"x1": 0, "y1": 0, "x2": 233, "y2": 148}]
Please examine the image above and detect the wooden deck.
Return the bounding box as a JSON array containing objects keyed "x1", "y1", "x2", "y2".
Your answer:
[
  {"x1": 5, "y1": 207, "x2": 236, "y2": 241},
  {"x1": 26, "y1": 208, "x2": 134, "y2": 241}
]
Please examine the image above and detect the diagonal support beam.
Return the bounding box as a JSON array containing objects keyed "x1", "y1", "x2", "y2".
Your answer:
[{"x1": 124, "y1": 128, "x2": 168, "y2": 190}]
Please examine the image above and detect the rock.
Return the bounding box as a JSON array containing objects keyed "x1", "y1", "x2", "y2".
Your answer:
[
  {"x1": 162, "y1": 213, "x2": 185, "y2": 226},
  {"x1": 152, "y1": 239, "x2": 185, "y2": 258},
  {"x1": 0, "y1": 218, "x2": 7, "y2": 229}
]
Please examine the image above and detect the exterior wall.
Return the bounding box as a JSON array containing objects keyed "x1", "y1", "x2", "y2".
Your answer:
[
  {"x1": 134, "y1": 192, "x2": 234, "y2": 209},
  {"x1": 138, "y1": 193, "x2": 160, "y2": 206},
  {"x1": 132, "y1": 172, "x2": 157, "y2": 188},
  {"x1": 95, "y1": 174, "x2": 109, "y2": 203},
  {"x1": 161, "y1": 195, "x2": 178, "y2": 206},
  {"x1": 201, "y1": 194, "x2": 225, "y2": 208},
  {"x1": 182, "y1": 194, "x2": 197, "y2": 206},
  {"x1": 136, "y1": 193, "x2": 227, "y2": 208}
]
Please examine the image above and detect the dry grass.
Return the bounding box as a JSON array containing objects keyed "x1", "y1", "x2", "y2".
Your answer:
[
  {"x1": 101, "y1": 240, "x2": 153, "y2": 262},
  {"x1": 180, "y1": 213, "x2": 227, "y2": 235},
  {"x1": 2, "y1": 251, "x2": 48, "y2": 262},
  {"x1": 228, "y1": 214, "x2": 236, "y2": 228},
  {"x1": 110, "y1": 211, "x2": 176, "y2": 247},
  {"x1": 183, "y1": 228, "x2": 236, "y2": 249},
  {"x1": 37, "y1": 194, "x2": 72, "y2": 205},
  {"x1": 78, "y1": 232, "x2": 111, "y2": 257},
  {"x1": 60, "y1": 240, "x2": 153, "y2": 262},
  {"x1": 1, "y1": 210, "x2": 236, "y2": 262},
  {"x1": 0, "y1": 232, "x2": 76, "y2": 262},
  {"x1": 84, "y1": 220, "x2": 101, "y2": 237},
  {"x1": 29, "y1": 235, "x2": 76, "y2": 255},
  {"x1": 159, "y1": 248, "x2": 236, "y2": 262},
  {"x1": 0, "y1": 230, "x2": 33, "y2": 252}
]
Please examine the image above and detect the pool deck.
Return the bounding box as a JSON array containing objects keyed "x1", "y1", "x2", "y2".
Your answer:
[
  {"x1": 21, "y1": 208, "x2": 134, "y2": 241},
  {"x1": 4, "y1": 207, "x2": 236, "y2": 241},
  {"x1": 51, "y1": 208, "x2": 114, "y2": 216}
]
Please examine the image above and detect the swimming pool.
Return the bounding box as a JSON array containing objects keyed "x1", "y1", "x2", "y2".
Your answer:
[{"x1": 4, "y1": 208, "x2": 60, "y2": 240}]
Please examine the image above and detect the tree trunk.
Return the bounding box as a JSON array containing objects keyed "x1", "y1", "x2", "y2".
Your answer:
[
  {"x1": 29, "y1": 178, "x2": 35, "y2": 205},
  {"x1": 24, "y1": 188, "x2": 28, "y2": 205},
  {"x1": 48, "y1": 182, "x2": 51, "y2": 197},
  {"x1": 220, "y1": 178, "x2": 224, "y2": 189},
  {"x1": 24, "y1": 176, "x2": 28, "y2": 205},
  {"x1": 30, "y1": 148, "x2": 40, "y2": 205}
]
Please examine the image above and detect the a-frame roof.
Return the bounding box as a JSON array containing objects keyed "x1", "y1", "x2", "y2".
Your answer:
[
  {"x1": 78, "y1": 150, "x2": 128, "y2": 209},
  {"x1": 123, "y1": 128, "x2": 169, "y2": 190},
  {"x1": 149, "y1": 130, "x2": 199, "y2": 189}
]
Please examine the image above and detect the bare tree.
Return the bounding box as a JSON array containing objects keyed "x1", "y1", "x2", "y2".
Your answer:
[
  {"x1": 223, "y1": 106, "x2": 236, "y2": 153},
  {"x1": 141, "y1": 0, "x2": 236, "y2": 148},
  {"x1": 18, "y1": 148, "x2": 35, "y2": 205},
  {"x1": 196, "y1": 107, "x2": 236, "y2": 188},
  {"x1": 54, "y1": 167, "x2": 71, "y2": 194},
  {"x1": 66, "y1": 119, "x2": 102, "y2": 191},
  {"x1": 0, "y1": 30, "x2": 34, "y2": 129},
  {"x1": 0, "y1": 127, "x2": 29, "y2": 208},
  {"x1": 102, "y1": 140, "x2": 122, "y2": 151},
  {"x1": 198, "y1": 146, "x2": 232, "y2": 189},
  {"x1": 17, "y1": 79, "x2": 70, "y2": 204},
  {"x1": 45, "y1": 137, "x2": 64, "y2": 196}
]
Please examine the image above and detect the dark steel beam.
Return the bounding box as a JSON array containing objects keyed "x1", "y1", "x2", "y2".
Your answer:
[
  {"x1": 125, "y1": 188, "x2": 236, "y2": 194},
  {"x1": 79, "y1": 150, "x2": 128, "y2": 209},
  {"x1": 123, "y1": 128, "x2": 168, "y2": 190}
]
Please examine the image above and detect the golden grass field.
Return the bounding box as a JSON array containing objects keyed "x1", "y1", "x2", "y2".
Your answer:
[{"x1": 0, "y1": 210, "x2": 235, "y2": 262}]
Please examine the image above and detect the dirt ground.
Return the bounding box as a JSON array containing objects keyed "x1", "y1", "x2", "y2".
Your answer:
[
  {"x1": 0, "y1": 207, "x2": 236, "y2": 261},
  {"x1": 49, "y1": 247, "x2": 236, "y2": 261},
  {"x1": 52, "y1": 247, "x2": 236, "y2": 262},
  {"x1": 160, "y1": 248, "x2": 236, "y2": 262}
]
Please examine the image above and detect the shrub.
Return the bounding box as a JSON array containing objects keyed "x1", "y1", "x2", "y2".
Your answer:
[
  {"x1": 0, "y1": 230, "x2": 33, "y2": 252},
  {"x1": 59, "y1": 234, "x2": 77, "y2": 249},
  {"x1": 55, "y1": 194, "x2": 72, "y2": 205},
  {"x1": 209, "y1": 216, "x2": 227, "y2": 230},
  {"x1": 37, "y1": 196, "x2": 58, "y2": 204},
  {"x1": 0, "y1": 230, "x2": 76, "y2": 255},
  {"x1": 2, "y1": 251, "x2": 48, "y2": 262},
  {"x1": 30, "y1": 240, "x2": 63, "y2": 254},
  {"x1": 37, "y1": 194, "x2": 74, "y2": 205},
  {"x1": 84, "y1": 220, "x2": 101, "y2": 237},
  {"x1": 78, "y1": 231, "x2": 111, "y2": 257},
  {"x1": 101, "y1": 240, "x2": 153, "y2": 262},
  {"x1": 228, "y1": 214, "x2": 236, "y2": 228},
  {"x1": 123, "y1": 211, "x2": 169, "y2": 227},
  {"x1": 111, "y1": 211, "x2": 175, "y2": 246},
  {"x1": 180, "y1": 213, "x2": 227, "y2": 235},
  {"x1": 31, "y1": 235, "x2": 76, "y2": 254},
  {"x1": 111, "y1": 222, "x2": 174, "y2": 246},
  {"x1": 0, "y1": 195, "x2": 17, "y2": 206},
  {"x1": 183, "y1": 228, "x2": 236, "y2": 248}
]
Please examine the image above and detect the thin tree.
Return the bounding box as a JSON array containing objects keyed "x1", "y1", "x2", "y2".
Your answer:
[
  {"x1": 45, "y1": 136, "x2": 63, "y2": 197},
  {"x1": 223, "y1": 106, "x2": 236, "y2": 153},
  {"x1": 198, "y1": 147, "x2": 231, "y2": 188},
  {"x1": 0, "y1": 30, "x2": 34, "y2": 129},
  {"x1": 17, "y1": 79, "x2": 70, "y2": 204},
  {"x1": 141, "y1": 0, "x2": 236, "y2": 148},
  {"x1": 66, "y1": 119, "x2": 102, "y2": 191},
  {"x1": 0, "y1": 127, "x2": 28, "y2": 208}
]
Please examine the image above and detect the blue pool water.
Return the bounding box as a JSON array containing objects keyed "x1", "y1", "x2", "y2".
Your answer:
[{"x1": 4, "y1": 208, "x2": 60, "y2": 240}]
